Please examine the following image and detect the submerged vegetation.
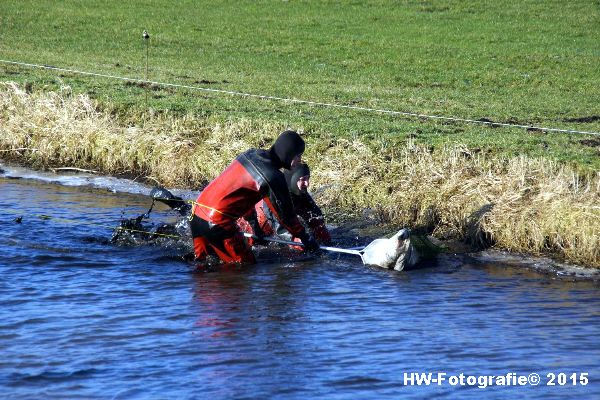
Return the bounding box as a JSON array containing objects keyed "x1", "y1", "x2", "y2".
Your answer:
[{"x1": 1, "y1": 84, "x2": 598, "y2": 268}]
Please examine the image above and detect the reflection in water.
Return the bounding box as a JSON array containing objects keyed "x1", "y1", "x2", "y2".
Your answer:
[
  {"x1": 192, "y1": 270, "x2": 249, "y2": 339},
  {"x1": 0, "y1": 175, "x2": 599, "y2": 399}
]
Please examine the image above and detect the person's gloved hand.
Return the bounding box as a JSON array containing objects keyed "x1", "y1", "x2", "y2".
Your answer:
[
  {"x1": 301, "y1": 234, "x2": 320, "y2": 253},
  {"x1": 253, "y1": 226, "x2": 268, "y2": 246},
  {"x1": 245, "y1": 214, "x2": 268, "y2": 246}
]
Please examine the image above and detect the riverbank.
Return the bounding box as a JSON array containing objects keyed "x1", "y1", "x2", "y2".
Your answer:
[
  {"x1": 1, "y1": 83, "x2": 598, "y2": 268},
  {"x1": 2, "y1": 160, "x2": 599, "y2": 282}
]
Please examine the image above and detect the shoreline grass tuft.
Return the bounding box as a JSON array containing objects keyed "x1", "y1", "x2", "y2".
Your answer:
[{"x1": 1, "y1": 83, "x2": 599, "y2": 268}]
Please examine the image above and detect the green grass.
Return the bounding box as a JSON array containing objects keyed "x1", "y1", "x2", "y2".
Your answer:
[{"x1": 1, "y1": 0, "x2": 599, "y2": 171}]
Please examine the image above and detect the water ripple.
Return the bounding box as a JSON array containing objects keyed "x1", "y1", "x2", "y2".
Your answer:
[{"x1": 1, "y1": 176, "x2": 599, "y2": 399}]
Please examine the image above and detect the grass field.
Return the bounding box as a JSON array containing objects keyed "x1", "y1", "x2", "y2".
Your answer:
[{"x1": 1, "y1": 0, "x2": 599, "y2": 170}]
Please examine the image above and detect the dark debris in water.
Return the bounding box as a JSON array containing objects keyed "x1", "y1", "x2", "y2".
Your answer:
[
  {"x1": 110, "y1": 215, "x2": 189, "y2": 247},
  {"x1": 81, "y1": 236, "x2": 111, "y2": 245}
]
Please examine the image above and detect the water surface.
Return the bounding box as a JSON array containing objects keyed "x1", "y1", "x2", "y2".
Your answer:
[{"x1": 1, "y1": 171, "x2": 599, "y2": 399}]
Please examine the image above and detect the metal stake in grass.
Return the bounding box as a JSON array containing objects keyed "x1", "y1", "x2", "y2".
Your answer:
[{"x1": 142, "y1": 30, "x2": 150, "y2": 109}]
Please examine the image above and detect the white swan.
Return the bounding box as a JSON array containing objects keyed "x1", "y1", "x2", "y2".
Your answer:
[{"x1": 361, "y1": 228, "x2": 419, "y2": 271}]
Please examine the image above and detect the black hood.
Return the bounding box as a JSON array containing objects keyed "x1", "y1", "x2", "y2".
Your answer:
[
  {"x1": 269, "y1": 130, "x2": 305, "y2": 169},
  {"x1": 284, "y1": 163, "x2": 310, "y2": 196}
]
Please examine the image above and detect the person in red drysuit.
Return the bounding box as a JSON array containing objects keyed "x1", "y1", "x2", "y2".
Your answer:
[
  {"x1": 190, "y1": 130, "x2": 319, "y2": 265},
  {"x1": 240, "y1": 162, "x2": 331, "y2": 248}
]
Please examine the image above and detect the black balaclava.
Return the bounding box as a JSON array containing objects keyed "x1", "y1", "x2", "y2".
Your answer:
[
  {"x1": 269, "y1": 130, "x2": 305, "y2": 169},
  {"x1": 284, "y1": 163, "x2": 310, "y2": 196}
]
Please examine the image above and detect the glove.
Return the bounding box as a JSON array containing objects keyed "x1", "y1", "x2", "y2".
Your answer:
[
  {"x1": 253, "y1": 231, "x2": 268, "y2": 246},
  {"x1": 249, "y1": 224, "x2": 268, "y2": 246},
  {"x1": 245, "y1": 212, "x2": 268, "y2": 246},
  {"x1": 301, "y1": 234, "x2": 320, "y2": 253}
]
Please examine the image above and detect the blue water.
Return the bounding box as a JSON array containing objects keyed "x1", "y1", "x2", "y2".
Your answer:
[{"x1": 1, "y1": 174, "x2": 599, "y2": 399}]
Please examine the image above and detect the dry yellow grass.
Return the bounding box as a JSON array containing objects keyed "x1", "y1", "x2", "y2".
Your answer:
[
  {"x1": 1, "y1": 83, "x2": 599, "y2": 267},
  {"x1": 309, "y1": 140, "x2": 599, "y2": 267}
]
